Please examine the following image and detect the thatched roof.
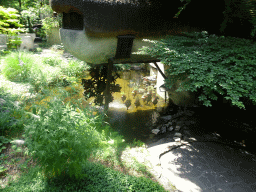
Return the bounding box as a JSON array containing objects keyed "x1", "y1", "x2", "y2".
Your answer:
[{"x1": 50, "y1": 0, "x2": 199, "y2": 37}]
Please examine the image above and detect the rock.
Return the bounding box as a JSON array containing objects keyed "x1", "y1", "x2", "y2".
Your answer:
[
  {"x1": 173, "y1": 133, "x2": 182, "y2": 142},
  {"x1": 166, "y1": 121, "x2": 172, "y2": 127},
  {"x1": 160, "y1": 115, "x2": 172, "y2": 121},
  {"x1": 174, "y1": 132, "x2": 182, "y2": 138},
  {"x1": 11, "y1": 140, "x2": 25, "y2": 145},
  {"x1": 174, "y1": 137, "x2": 181, "y2": 142},
  {"x1": 152, "y1": 129, "x2": 160, "y2": 135},
  {"x1": 168, "y1": 126, "x2": 174, "y2": 132},
  {"x1": 161, "y1": 126, "x2": 166, "y2": 133},
  {"x1": 183, "y1": 136, "x2": 189, "y2": 141},
  {"x1": 175, "y1": 126, "x2": 181, "y2": 131}
]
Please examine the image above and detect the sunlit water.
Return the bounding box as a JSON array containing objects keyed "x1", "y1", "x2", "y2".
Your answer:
[{"x1": 105, "y1": 70, "x2": 168, "y2": 143}]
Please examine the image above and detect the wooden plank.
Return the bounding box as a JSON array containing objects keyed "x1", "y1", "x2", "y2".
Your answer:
[
  {"x1": 153, "y1": 62, "x2": 167, "y2": 79},
  {"x1": 97, "y1": 54, "x2": 160, "y2": 65},
  {"x1": 104, "y1": 58, "x2": 114, "y2": 112}
]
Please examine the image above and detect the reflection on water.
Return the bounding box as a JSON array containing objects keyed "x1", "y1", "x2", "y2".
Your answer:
[{"x1": 106, "y1": 69, "x2": 168, "y2": 143}]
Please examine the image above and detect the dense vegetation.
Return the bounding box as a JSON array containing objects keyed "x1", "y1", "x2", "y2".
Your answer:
[
  {"x1": 1, "y1": 0, "x2": 256, "y2": 190},
  {"x1": 0, "y1": 50, "x2": 167, "y2": 190},
  {"x1": 139, "y1": 31, "x2": 256, "y2": 109}
]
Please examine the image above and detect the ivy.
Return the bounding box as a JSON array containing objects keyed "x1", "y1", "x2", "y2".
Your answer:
[{"x1": 139, "y1": 31, "x2": 256, "y2": 109}]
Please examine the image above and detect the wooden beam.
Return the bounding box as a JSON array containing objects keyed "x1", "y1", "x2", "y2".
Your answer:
[{"x1": 153, "y1": 62, "x2": 167, "y2": 79}]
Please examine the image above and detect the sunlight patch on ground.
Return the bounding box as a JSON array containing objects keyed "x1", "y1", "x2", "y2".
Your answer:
[{"x1": 0, "y1": 75, "x2": 36, "y2": 99}]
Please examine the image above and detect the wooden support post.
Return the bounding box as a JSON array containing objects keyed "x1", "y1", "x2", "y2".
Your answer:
[{"x1": 104, "y1": 58, "x2": 114, "y2": 112}]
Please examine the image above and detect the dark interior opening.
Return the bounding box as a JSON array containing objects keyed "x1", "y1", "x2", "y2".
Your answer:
[
  {"x1": 63, "y1": 12, "x2": 83, "y2": 30},
  {"x1": 115, "y1": 35, "x2": 135, "y2": 59}
]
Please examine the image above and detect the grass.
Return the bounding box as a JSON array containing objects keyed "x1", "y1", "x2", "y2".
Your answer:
[
  {"x1": 0, "y1": 48, "x2": 170, "y2": 191},
  {"x1": 1, "y1": 50, "x2": 90, "y2": 93}
]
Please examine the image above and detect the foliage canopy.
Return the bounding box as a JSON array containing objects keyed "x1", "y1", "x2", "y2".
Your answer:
[{"x1": 139, "y1": 31, "x2": 256, "y2": 109}]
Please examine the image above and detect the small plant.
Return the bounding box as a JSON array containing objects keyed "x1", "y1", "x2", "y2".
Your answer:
[
  {"x1": 6, "y1": 35, "x2": 22, "y2": 50},
  {"x1": 42, "y1": 56, "x2": 63, "y2": 67},
  {"x1": 64, "y1": 59, "x2": 89, "y2": 77},
  {"x1": 132, "y1": 138, "x2": 145, "y2": 147},
  {"x1": 34, "y1": 47, "x2": 42, "y2": 52},
  {"x1": 38, "y1": 41, "x2": 50, "y2": 48},
  {"x1": 51, "y1": 43, "x2": 64, "y2": 51}
]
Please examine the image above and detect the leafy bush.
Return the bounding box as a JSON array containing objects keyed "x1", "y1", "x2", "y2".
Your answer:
[
  {"x1": 0, "y1": 6, "x2": 24, "y2": 35},
  {"x1": 20, "y1": 7, "x2": 39, "y2": 33},
  {"x1": 6, "y1": 35, "x2": 22, "y2": 50},
  {"x1": 2, "y1": 51, "x2": 38, "y2": 81},
  {"x1": 23, "y1": 96, "x2": 111, "y2": 179},
  {"x1": 139, "y1": 31, "x2": 256, "y2": 109},
  {"x1": 40, "y1": 14, "x2": 62, "y2": 40},
  {"x1": 62, "y1": 59, "x2": 90, "y2": 78},
  {"x1": 0, "y1": 6, "x2": 24, "y2": 50}
]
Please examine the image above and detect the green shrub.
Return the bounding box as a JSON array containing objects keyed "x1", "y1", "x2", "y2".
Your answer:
[
  {"x1": 2, "y1": 51, "x2": 37, "y2": 81},
  {"x1": 63, "y1": 59, "x2": 89, "y2": 78},
  {"x1": 42, "y1": 56, "x2": 63, "y2": 67},
  {"x1": 23, "y1": 96, "x2": 110, "y2": 179},
  {"x1": 6, "y1": 35, "x2": 22, "y2": 50},
  {"x1": 2, "y1": 52, "x2": 71, "y2": 91},
  {"x1": 0, "y1": 6, "x2": 24, "y2": 35},
  {"x1": 139, "y1": 31, "x2": 256, "y2": 109}
]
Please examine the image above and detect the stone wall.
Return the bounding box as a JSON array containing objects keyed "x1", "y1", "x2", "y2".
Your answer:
[
  {"x1": 18, "y1": 34, "x2": 36, "y2": 50},
  {"x1": 47, "y1": 27, "x2": 62, "y2": 45}
]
